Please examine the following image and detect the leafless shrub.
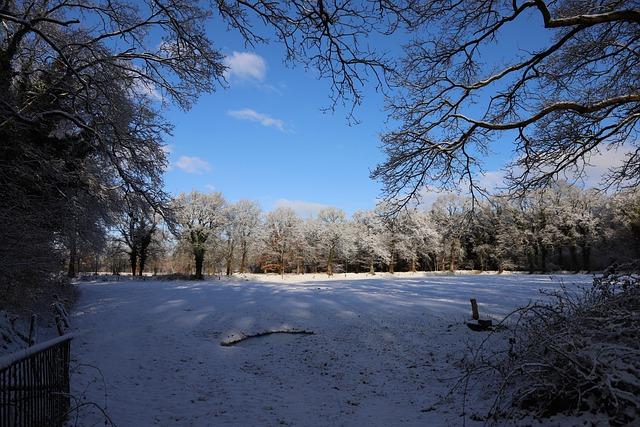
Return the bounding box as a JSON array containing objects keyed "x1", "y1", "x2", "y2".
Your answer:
[{"x1": 462, "y1": 273, "x2": 640, "y2": 425}]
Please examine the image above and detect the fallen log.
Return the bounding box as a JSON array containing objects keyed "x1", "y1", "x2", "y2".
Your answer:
[{"x1": 220, "y1": 329, "x2": 314, "y2": 346}]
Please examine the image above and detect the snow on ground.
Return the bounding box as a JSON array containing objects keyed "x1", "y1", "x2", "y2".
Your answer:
[{"x1": 70, "y1": 273, "x2": 593, "y2": 426}]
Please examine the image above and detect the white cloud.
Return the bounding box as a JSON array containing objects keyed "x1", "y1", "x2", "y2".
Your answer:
[
  {"x1": 416, "y1": 188, "x2": 456, "y2": 210},
  {"x1": 274, "y1": 199, "x2": 330, "y2": 218},
  {"x1": 479, "y1": 170, "x2": 506, "y2": 192},
  {"x1": 175, "y1": 156, "x2": 212, "y2": 174},
  {"x1": 582, "y1": 147, "x2": 634, "y2": 188},
  {"x1": 227, "y1": 108, "x2": 286, "y2": 132},
  {"x1": 224, "y1": 52, "x2": 267, "y2": 82}
]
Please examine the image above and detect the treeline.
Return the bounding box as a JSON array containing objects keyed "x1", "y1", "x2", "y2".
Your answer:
[{"x1": 69, "y1": 183, "x2": 640, "y2": 278}]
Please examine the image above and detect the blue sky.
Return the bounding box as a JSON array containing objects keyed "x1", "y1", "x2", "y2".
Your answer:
[
  {"x1": 162, "y1": 28, "x2": 392, "y2": 216},
  {"x1": 160, "y1": 7, "x2": 618, "y2": 216}
]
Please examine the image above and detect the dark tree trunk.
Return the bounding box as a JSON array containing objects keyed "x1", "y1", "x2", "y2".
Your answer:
[
  {"x1": 449, "y1": 240, "x2": 456, "y2": 272},
  {"x1": 327, "y1": 248, "x2": 334, "y2": 276},
  {"x1": 581, "y1": 245, "x2": 591, "y2": 272},
  {"x1": 194, "y1": 251, "x2": 204, "y2": 280},
  {"x1": 67, "y1": 235, "x2": 77, "y2": 278},
  {"x1": 569, "y1": 245, "x2": 578, "y2": 272},
  {"x1": 540, "y1": 245, "x2": 548, "y2": 272},
  {"x1": 240, "y1": 242, "x2": 248, "y2": 273},
  {"x1": 138, "y1": 253, "x2": 146, "y2": 276},
  {"x1": 129, "y1": 250, "x2": 137, "y2": 276},
  {"x1": 279, "y1": 250, "x2": 285, "y2": 278},
  {"x1": 225, "y1": 240, "x2": 234, "y2": 276},
  {"x1": 528, "y1": 248, "x2": 536, "y2": 273}
]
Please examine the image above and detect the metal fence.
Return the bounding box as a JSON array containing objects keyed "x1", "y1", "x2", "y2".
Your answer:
[{"x1": 0, "y1": 334, "x2": 73, "y2": 427}]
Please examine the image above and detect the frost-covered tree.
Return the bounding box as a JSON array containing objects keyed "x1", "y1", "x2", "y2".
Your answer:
[
  {"x1": 261, "y1": 207, "x2": 302, "y2": 276},
  {"x1": 233, "y1": 200, "x2": 263, "y2": 274},
  {"x1": 301, "y1": 219, "x2": 323, "y2": 274},
  {"x1": 400, "y1": 209, "x2": 440, "y2": 272},
  {"x1": 352, "y1": 209, "x2": 386, "y2": 274},
  {"x1": 221, "y1": 204, "x2": 239, "y2": 277},
  {"x1": 172, "y1": 192, "x2": 225, "y2": 279},
  {"x1": 317, "y1": 207, "x2": 347, "y2": 275},
  {"x1": 431, "y1": 195, "x2": 470, "y2": 272}
]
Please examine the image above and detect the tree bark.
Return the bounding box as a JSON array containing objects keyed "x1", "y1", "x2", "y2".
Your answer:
[
  {"x1": 194, "y1": 251, "x2": 204, "y2": 280},
  {"x1": 449, "y1": 240, "x2": 456, "y2": 272},
  {"x1": 239, "y1": 241, "x2": 248, "y2": 273},
  {"x1": 226, "y1": 241, "x2": 234, "y2": 276},
  {"x1": 569, "y1": 245, "x2": 578, "y2": 272},
  {"x1": 138, "y1": 252, "x2": 146, "y2": 276},
  {"x1": 581, "y1": 245, "x2": 591, "y2": 272},
  {"x1": 67, "y1": 234, "x2": 77, "y2": 278},
  {"x1": 129, "y1": 250, "x2": 137, "y2": 276}
]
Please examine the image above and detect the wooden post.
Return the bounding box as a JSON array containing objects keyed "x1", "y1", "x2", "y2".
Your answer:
[
  {"x1": 55, "y1": 316, "x2": 64, "y2": 336},
  {"x1": 470, "y1": 298, "x2": 479, "y2": 320}
]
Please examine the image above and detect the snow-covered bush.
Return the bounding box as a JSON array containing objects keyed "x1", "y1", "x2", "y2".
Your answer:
[
  {"x1": 473, "y1": 273, "x2": 640, "y2": 424},
  {"x1": 0, "y1": 311, "x2": 28, "y2": 354}
]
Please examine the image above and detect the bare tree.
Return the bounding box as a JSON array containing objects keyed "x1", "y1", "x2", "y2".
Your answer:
[
  {"x1": 317, "y1": 207, "x2": 347, "y2": 275},
  {"x1": 261, "y1": 207, "x2": 302, "y2": 277},
  {"x1": 115, "y1": 189, "x2": 160, "y2": 276},
  {"x1": 172, "y1": 191, "x2": 225, "y2": 279},
  {"x1": 233, "y1": 200, "x2": 262, "y2": 274},
  {"x1": 0, "y1": 0, "x2": 224, "y2": 290},
  {"x1": 373, "y1": 0, "x2": 640, "y2": 209}
]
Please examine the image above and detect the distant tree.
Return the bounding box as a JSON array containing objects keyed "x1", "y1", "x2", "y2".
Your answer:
[
  {"x1": 116, "y1": 190, "x2": 160, "y2": 276},
  {"x1": 221, "y1": 204, "x2": 239, "y2": 277},
  {"x1": 262, "y1": 207, "x2": 302, "y2": 276},
  {"x1": 317, "y1": 207, "x2": 347, "y2": 275},
  {"x1": 352, "y1": 209, "x2": 387, "y2": 274},
  {"x1": 400, "y1": 209, "x2": 440, "y2": 272},
  {"x1": 233, "y1": 201, "x2": 263, "y2": 274},
  {"x1": 431, "y1": 195, "x2": 470, "y2": 272},
  {"x1": 172, "y1": 192, "x2": 225, "y2": 279}
]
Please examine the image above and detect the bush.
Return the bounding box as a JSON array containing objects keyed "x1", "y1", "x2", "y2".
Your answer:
[{"x1": 467, "y1": 272, "x2": 640, "y2": 424}]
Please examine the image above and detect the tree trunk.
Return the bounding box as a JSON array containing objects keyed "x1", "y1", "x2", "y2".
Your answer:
[
  {"x1": 280, "y1": 250, "x2": 285, "y2": 278},
  {"x1": 581, "y1": 245, "x2": 591, "y2": 272},
  {"x1": 129, "y1": 250, "x2": 137, "y2": 276},
  {"x1": 569, "y1": 245, "x2": 578, "y2": 272},
  {"x1": 327, "y1": 248, "x2": 334, "y2": 276},
  {"x1": 558, "y1": 246, "x2": 565, "y2": 269},
  {"x1": 240, "y1": 242, "x2": 248, "y2": 273},
  {"x1": 369, "y1": 258, "x2": 375, "y2": 274},
  {"x1": 226, "y1": 240, "x2": 234, "y2": 276},
  {"x1": 449, "y1": 240, "x2": 456, "y2": 272},
  {"x1": 67, "y1": 235, "x2": 77, "y2": 278},
  {"x1": 528, "y1": 246, "x2": 537, "y2": 273},
  {"x1": 194, "y1": 251, "x2": 204, "y2": 280},
  {"x1": 138, "y1": 253, "x2": 146, "y2": 276},
  {"x1": 540, "y1": 245, "x2": 548, "y2": 272},
  {"x1": 410, "y1": 256, "x2": 416, "y2": 273}
]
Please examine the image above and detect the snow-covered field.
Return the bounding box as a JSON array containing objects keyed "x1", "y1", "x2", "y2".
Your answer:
[{"x1": 70, "y1": 273, "x2": 593, "y2": 426}]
